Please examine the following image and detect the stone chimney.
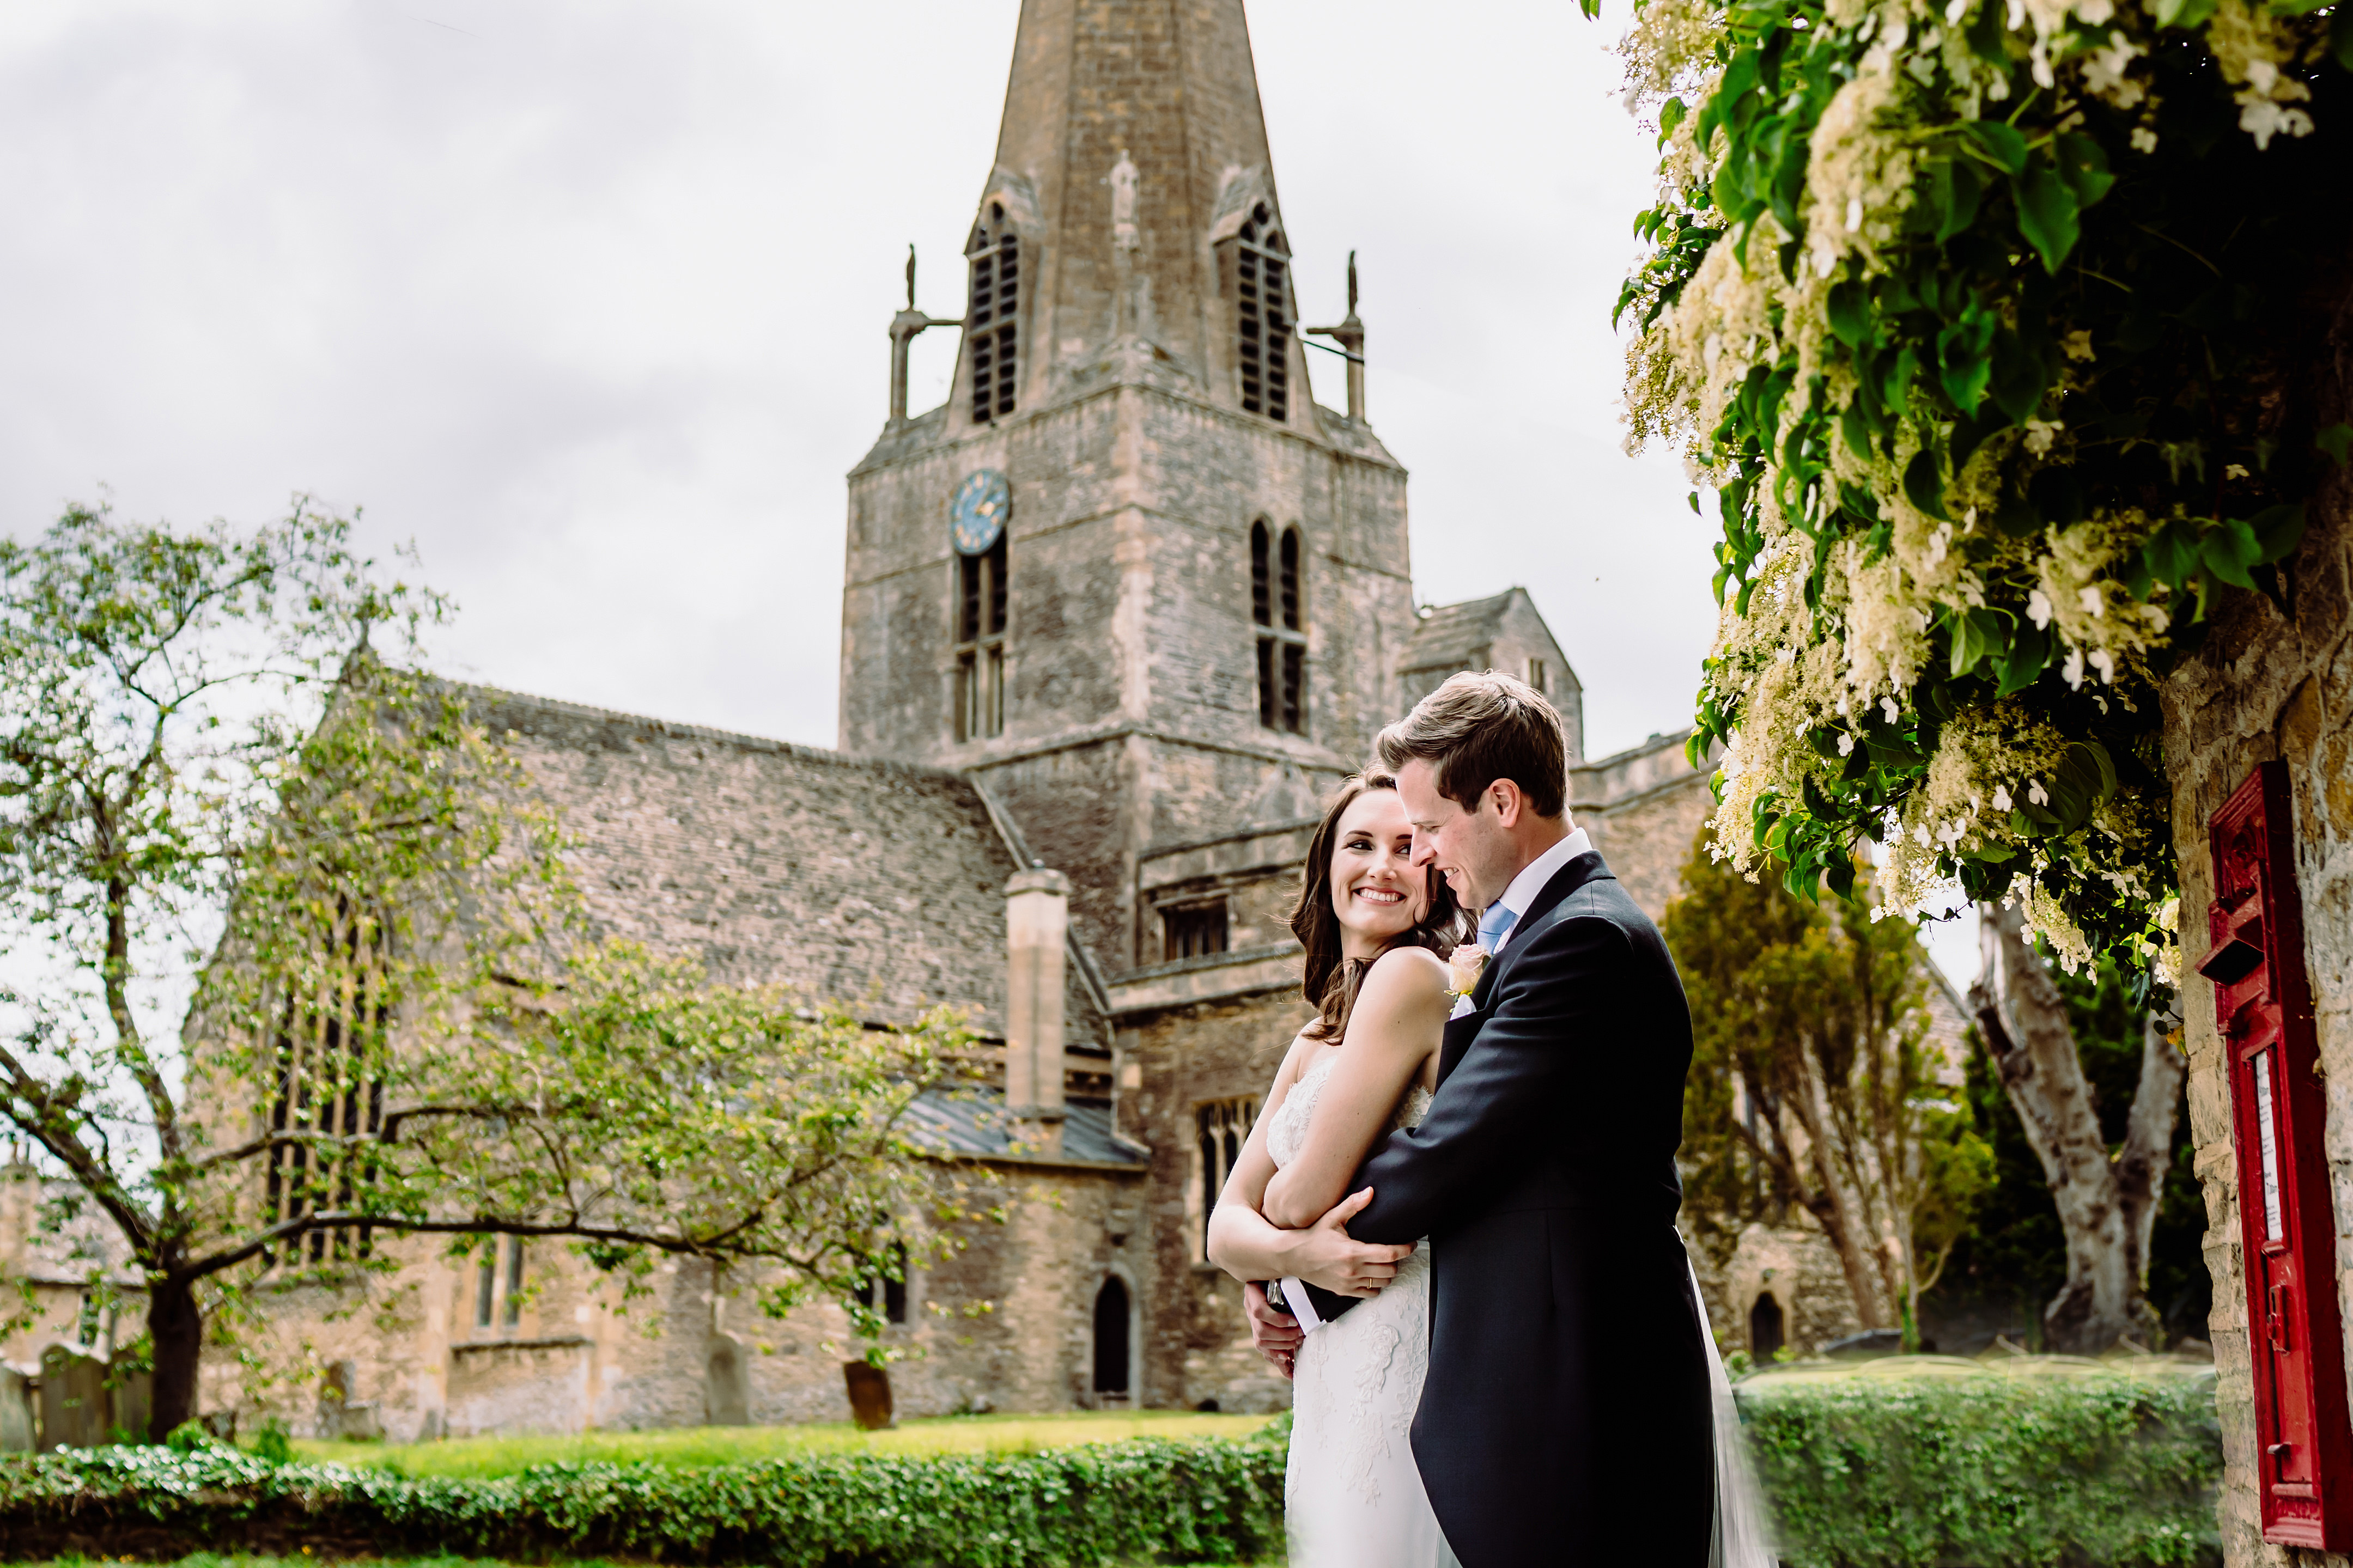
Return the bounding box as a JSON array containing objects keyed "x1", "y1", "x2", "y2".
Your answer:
[{"x1": 1004, "y1": 865, "x2": 1071, "y2": 1157}]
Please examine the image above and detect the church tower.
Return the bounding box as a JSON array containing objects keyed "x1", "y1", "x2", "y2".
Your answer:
[{"x1": 840, "y1": 0, "x2": 1415, "y2": 966}]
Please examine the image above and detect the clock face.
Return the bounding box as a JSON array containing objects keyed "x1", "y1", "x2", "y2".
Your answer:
[{"x1": 950, "y1": 469, "x2": 1011, "y2": 556}]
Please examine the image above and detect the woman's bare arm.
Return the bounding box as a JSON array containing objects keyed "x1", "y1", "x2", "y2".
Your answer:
[
  {"x1": 1260, "y1": 948, "x2": 1451, "y2": 1230},
  {"x1": 1206, "y1": 1035, "x2": 1415, "y2": 1294}
]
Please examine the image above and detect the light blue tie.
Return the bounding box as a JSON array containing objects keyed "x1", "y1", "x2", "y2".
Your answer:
[{"x1": 1478, "y1": 902, "x2": 1517, "y2": 954}]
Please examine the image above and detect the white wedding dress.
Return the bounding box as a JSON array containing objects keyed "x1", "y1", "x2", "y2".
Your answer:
[
  {"x1": 1267, "y1": 1052, "x2": 1461, "y2": 1568},
  {"x1": 1264, "y1": 1051, "x2": 1779, "y2": 1568}
]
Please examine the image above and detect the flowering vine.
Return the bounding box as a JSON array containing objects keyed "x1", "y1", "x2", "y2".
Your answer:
[{"x1": 1618, "y1": 0, "x2": 2353, "y2": 976}]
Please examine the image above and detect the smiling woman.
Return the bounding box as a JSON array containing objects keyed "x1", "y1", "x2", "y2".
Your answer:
[{"x1": 1286, "y1": 775, "x2": 1468, "y2": 1047}]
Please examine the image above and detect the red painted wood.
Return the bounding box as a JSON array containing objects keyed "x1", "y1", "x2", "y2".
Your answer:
[{"x1": 2199, "y1": 760, "x2": 2353, "y2": 1548}]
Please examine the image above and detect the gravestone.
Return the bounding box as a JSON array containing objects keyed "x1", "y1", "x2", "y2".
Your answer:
[
  {"x1": 842, "y1": 1361, "x2": 893, "y2": 1431},
  {"x1": 38, "y1": 1347, "x2": 109, "y2": 1450},
  {"x1": 110, "y1": 1365, "x2": 151, "y2": 1443},
  {"x1": 706, "y1": 1332, "x2": 751, "y2": 1426},
  {"x1": 0, "y1": 1369, "x2": 34, "y2": 1451}
]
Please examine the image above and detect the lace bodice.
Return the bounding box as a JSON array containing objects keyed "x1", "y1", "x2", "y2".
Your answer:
[{"x1": 1267, "y1": 1051, "x2": 1433, "y2": 1170}]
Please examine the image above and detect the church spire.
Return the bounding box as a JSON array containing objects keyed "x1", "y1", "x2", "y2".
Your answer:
[{"x1": 958, "y1": 0, "x2": 1305, "y2": 426}]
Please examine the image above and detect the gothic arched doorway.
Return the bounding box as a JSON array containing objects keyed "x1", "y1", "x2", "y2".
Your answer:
[
  {"x1": 1749, "y1": 1291, "x2": 1785, "y2": 1362},
  {"x1": 1093, "y1": 1276, "x2": 1131, "y2": 1398}
]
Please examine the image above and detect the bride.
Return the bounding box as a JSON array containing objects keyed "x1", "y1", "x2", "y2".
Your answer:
[
  {"x1": 1206, "y1": 772, "x2": 1468, "y2": 1567},
  {"x1": 1206, "y1": 772, "x2": 1780, "y2": 1568}
]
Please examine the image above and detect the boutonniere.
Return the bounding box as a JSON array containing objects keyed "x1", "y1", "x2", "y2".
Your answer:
[{"x1": 1446, "y1": 943, "x2": 1490, "y2": 999}]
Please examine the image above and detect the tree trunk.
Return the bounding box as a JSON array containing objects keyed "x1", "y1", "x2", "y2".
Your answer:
[
  {"x1": 1973, "y1": 902, "x2": 2178, "y2": 1352},
  {"x1": 146, "y1": 1273, "x2": 203, "y2": 1442},
  {"x1": 1791, "y1": 1041, "x2": 1895, "y2": 1328}
]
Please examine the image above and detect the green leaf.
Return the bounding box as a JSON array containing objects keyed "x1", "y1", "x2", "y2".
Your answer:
[
  {"x1": 1842, "y1": 406, "x2": 1875, "y2": 461},
  {"x1": 2317, "y1": 423, "x2": 2353, "y2": 469},
  {"x1": 1960, "y1": 120, "x2": 2029, "y2": 175},
  {"x1": 2248, "y1": 503, "x2": 2307, "y2": 564},
  {"x1": 1824, "y1": 856, "x2": 1858, "y2": 901},
  {"x1": 2143, "y1": 517, "x2": 2203, "y2": 588},
  {"x1": 1937, "y1": 308, "x2": 1999, "y2": 416},
  {"x1": 2054, "y1": 133, "x2": 2115, "y2": 209},
  {"x1": 1966, "y1": 0, "x2": 2009, "y2": 63},
  {"x1": 2015, "y1": 160, "x2": 2081, "y2": 274},
  {"x1": 2154, "y1": 0, "x2": 2218, "y2": 25},
  {"x1": 1936, "y1": 159, "x2": 1987, "y2": 246},
  {"x1": 2333, "y1": 3, "x2": 2353, "y2": 70},
  {"x1": 1827, "y1": 281, "x2": 1871, "y2": 349},
  {"x1": 2203, "y1": 516, "x2": 2264, "y2": 589},
  {"x1": 1658, "y1": 96, "x2": 1688, "y2": 149},
  {"x1": 1987, "y1": 328, "x2": 2051, "y2": 426},
  {"x1": 1885, "y1": 345, "x2": 1920, "y2": 417},
  {"x1": 1995, "y1": 628, "x2": 2048, "y2": 695},
  {"x1": 1904, "y1": 448, "x2": 1949, "y2": 520},
  {"x1": 1948, "y1": 607, "x2": 2007, "y2": 678}
]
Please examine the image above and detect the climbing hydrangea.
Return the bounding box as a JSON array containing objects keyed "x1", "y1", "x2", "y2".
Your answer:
[{"x1": 1617, "y1": 0, "x2": 2353, "y2": 974}]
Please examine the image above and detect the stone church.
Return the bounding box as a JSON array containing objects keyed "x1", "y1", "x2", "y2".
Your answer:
[{"x1": 92, "y1": 0, "x2": 1956, "y2": 1442}]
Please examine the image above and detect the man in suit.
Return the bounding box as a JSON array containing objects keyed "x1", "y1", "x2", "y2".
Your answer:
[{"x1": 1247, "y1": 670, "x2": 1714, "y2": 1566}]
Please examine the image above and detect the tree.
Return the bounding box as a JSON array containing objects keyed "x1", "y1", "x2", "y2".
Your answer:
[
  {"x1": 1945, "y1": 944, "x2": 2206, "y2": 1351},
  {"x1": 0, "y1": 503, "x2": 979, "y2": 1437},
  {"x1": 1618, "y1": 0, "x2": 2351, "y2": 978},
  {"x1": 1967, "y1": 902, "x2": 2185, "y2": 1352},
  {"x1": 1668, "y1": 837, "x2": 1991, "y2": 1342}
]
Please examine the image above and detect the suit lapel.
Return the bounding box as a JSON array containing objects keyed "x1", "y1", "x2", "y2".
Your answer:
[{"x1": 1438, "y1": 850, "x2": 1610, "y2": 1086}]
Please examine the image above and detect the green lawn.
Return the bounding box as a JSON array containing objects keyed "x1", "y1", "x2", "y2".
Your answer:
[
  {"x1": 289, "y1": 1408, "x2": 1279, "y2": 1477},
  {"x1": 7, "y1": 1559, "x2": 1279, "y2": 1568}
]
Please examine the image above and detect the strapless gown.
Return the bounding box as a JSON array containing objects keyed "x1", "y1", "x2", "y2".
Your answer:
[{"x1": 1266, "y1": 1053, "x2": 1461, "y2": 1568}]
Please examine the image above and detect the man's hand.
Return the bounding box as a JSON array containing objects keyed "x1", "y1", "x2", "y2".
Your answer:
[
  {"x1": 1288, "y1": 1188, "x2": 1415, "y2": 1298},
  {"x1": 1243, "y1": 1280, "x2": 1301, "y2": 1379}
]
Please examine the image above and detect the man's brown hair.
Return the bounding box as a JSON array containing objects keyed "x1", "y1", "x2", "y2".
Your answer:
[{"x1": 1375, "y1": 670, "x2": 1568, "y2": 820}]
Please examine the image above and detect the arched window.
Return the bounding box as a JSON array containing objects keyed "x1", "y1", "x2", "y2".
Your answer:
[
  {"x1": 1093, "y1": 1276, "x2": 1131, "y2": 1395},
  {"x1": 1195, "y1": 1097, "x2": 1255, "y2": 1259},
  {"x1": 967, "y1": 205, "x2": 1020, "y2": 424},
  {"x1": 858, "y1": 1242, "x2": 910, "y2": 1325},
  {"x1": 1235, "y1": 205, "x2": 1291, "y2": 421},
  {"x1": 1250, "y1": 521, "x2": 1305, "y2": 734},
  {"x1": 956, "y1": 534, "x2": 1008, "y2": 741},
  {"x1": 1749, "y1": 1291, "x2": 1785, "y2": 1362},
  {"x1": 265, "y1": 893, "x2": 387, "y2": 1265}
]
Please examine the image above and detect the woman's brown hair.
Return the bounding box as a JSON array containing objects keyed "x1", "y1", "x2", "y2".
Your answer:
[{"x1": 1289, "y1": 773, "x2": 1469, "y2": 1041}]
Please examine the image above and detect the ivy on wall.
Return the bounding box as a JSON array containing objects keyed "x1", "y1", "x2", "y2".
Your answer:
[{"x1": 1618, "y1": 0, "x2": 2353, "y2": 972}]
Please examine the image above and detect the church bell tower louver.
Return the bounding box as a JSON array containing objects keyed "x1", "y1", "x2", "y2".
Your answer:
[{"x1": 838, "y1": 0, "x2": 1416, "y2": 969}]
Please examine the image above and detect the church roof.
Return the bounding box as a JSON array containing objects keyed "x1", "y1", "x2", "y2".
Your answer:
[
  {"x1": 1399, "y1": 591, "x2": 1517, "y2": 673},
  {"x1": 473, "y1": 688, "x2": 1108, "y2": 1047},
  {"x1": 905, "y1": 1092, "x2": 1148, "y2": 1172}
]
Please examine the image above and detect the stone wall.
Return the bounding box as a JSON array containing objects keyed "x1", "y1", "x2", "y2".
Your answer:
[
  {"x1": 1688, "y1": 1220, "x2": 1868, "y2": 1360},
  {"x1": 2162, "y1": 477, "x2": 2353, "y2": 1563},
  {"x1": 203, "y1": 1159, "x2": 1150, "y2": 1441},
  {"x1": 1116, "y1": 984, "x2": 1315, "y2": 1413},
  {"x1": 1577, "y1": 736, "x2": 1713, "y2": 924}
]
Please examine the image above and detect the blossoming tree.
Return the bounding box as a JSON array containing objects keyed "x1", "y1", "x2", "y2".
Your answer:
[{"x1": 0, "y1": 505, "x2": 978, "y2": 1438}]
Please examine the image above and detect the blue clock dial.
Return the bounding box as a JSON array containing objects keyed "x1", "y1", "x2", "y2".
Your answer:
[{"x1": 950, "y1": 469, "x2": 1011, "y2": 556}]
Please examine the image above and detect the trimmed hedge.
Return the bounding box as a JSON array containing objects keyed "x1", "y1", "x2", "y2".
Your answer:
[
  {"x1": 0, "y1": 1439, "x2": 1283, "y2": 1566},
  {"x1": 1740, "y1": 1374, "x2": 2223, "y2": 1568},
  {"x1": 0, "y1": 1377, "x2": 2224, "y2": 1566}
]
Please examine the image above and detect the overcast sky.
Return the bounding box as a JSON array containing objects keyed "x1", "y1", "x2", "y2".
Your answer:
[{"x1": 0, "y1": 0, "x2": 1977, "y2": 985}]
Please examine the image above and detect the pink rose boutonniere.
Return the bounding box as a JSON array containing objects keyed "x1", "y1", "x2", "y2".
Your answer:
[{"x1": 1446, "y1": 943, "x2": 1489, "y2": 999}]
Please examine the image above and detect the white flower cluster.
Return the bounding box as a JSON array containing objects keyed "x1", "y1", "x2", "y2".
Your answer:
[{"x1": 1614, "y1": 0, "x2": 2287, "y2": 965}]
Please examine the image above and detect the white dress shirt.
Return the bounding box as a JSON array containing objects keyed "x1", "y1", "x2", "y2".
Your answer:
[{"x1": 1480, "y1": 825, "x2": 1592, "y2": 953}]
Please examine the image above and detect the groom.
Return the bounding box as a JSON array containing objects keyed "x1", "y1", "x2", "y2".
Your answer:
[{"x1": 1253, "y1": 670, "x2": 1715, "y2": 1566}]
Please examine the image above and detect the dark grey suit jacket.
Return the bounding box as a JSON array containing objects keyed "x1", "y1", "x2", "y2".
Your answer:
[{"x1": 1298, "y1": 850, "x2": 1714, "y2": 1567}]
